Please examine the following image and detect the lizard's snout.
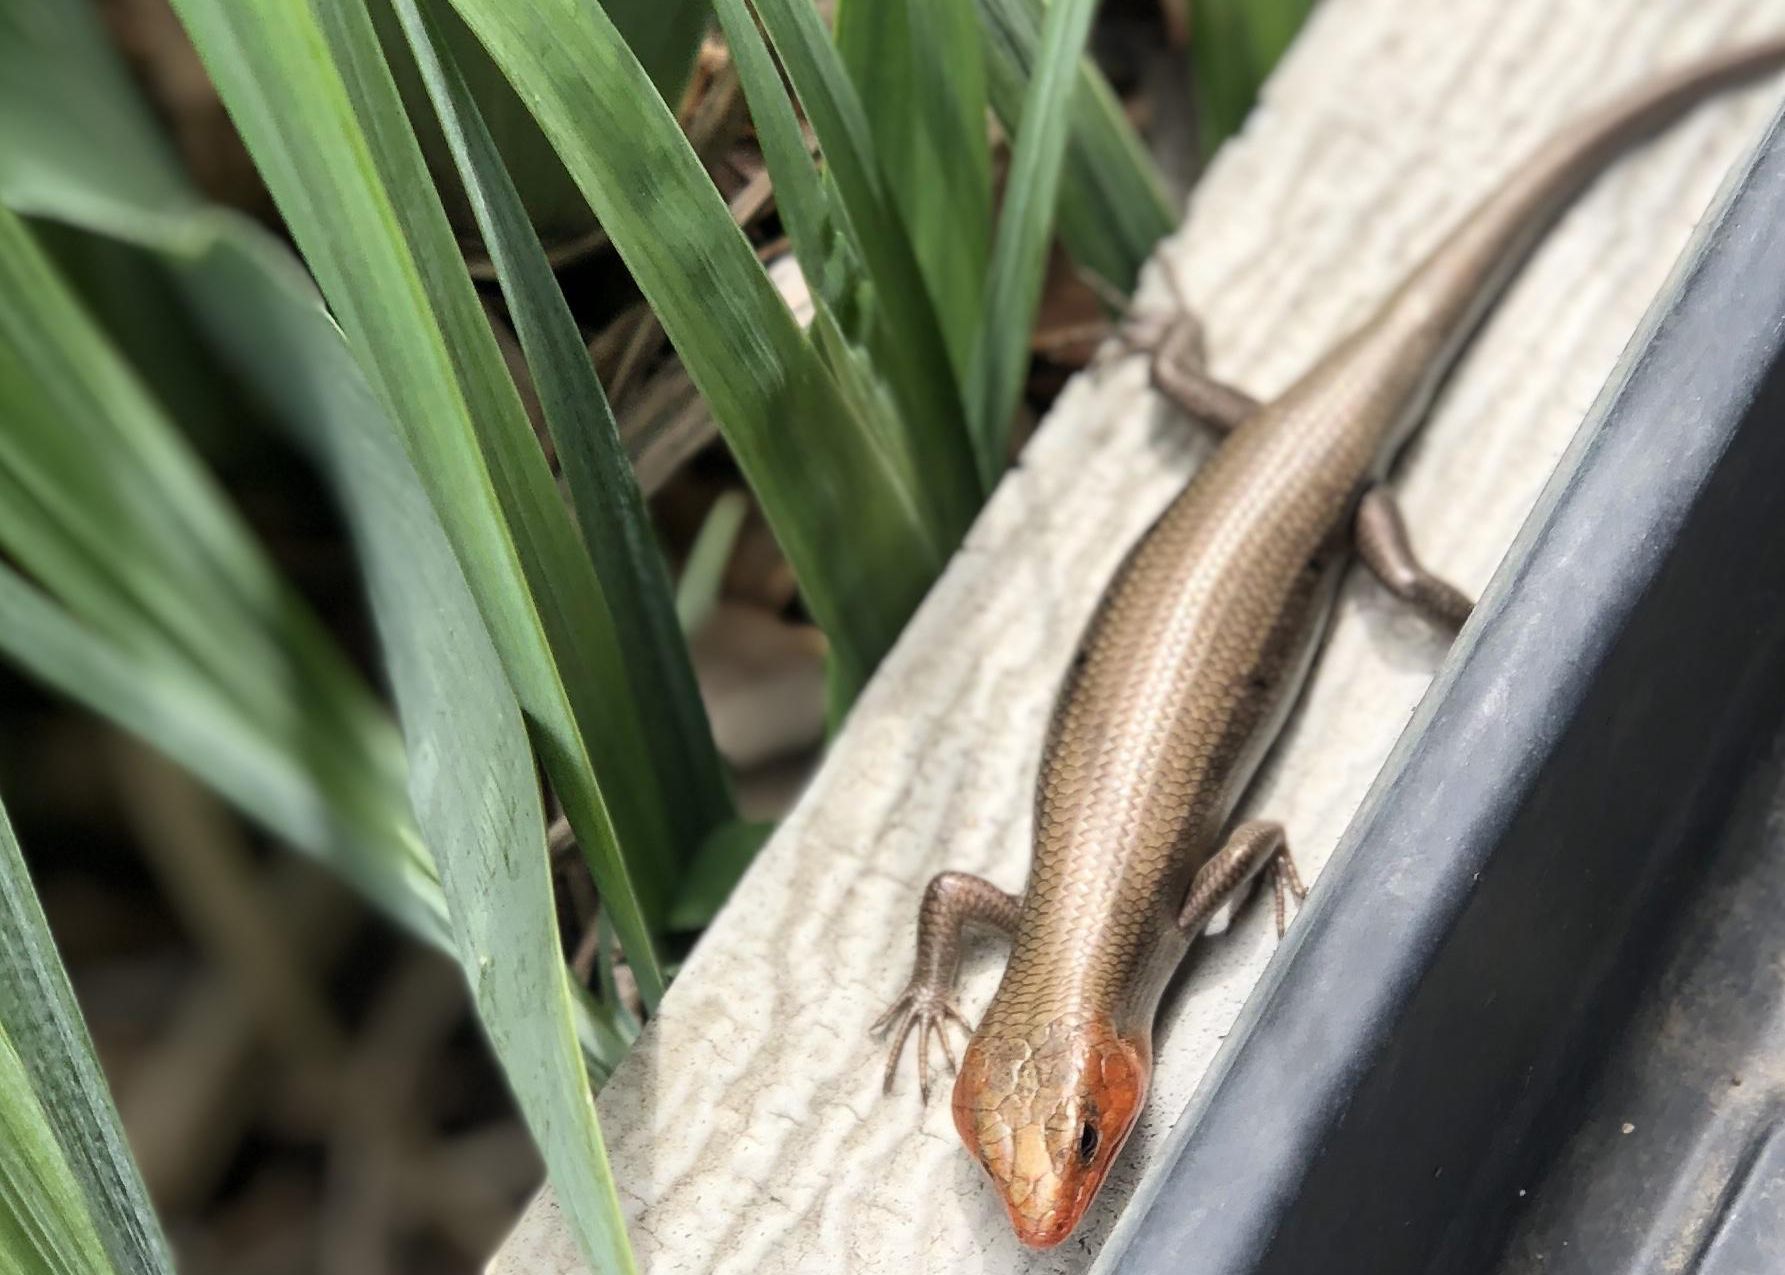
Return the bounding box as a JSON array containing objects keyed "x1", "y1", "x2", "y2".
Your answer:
[{"x1": 950, "y1": 1020, "x2": 1150, "y2": 1248}]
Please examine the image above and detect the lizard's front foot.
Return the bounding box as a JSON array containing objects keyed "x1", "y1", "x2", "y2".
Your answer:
[
  {"x1": 871, "y1": 982, "x2": 972, "y2": 1103},
  {"x1": 871, "y1": 870, "x2": 1019, "y2": 1102}
]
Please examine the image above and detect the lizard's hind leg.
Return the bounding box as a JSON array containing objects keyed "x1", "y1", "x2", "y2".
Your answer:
[
  {"x1": 1115, "y1": 263, "x2": 1260, "y2": 435},
  {"x1": 1354, "y1": 486, "x2": 1474, "y2": 630},
  {"x1": 1177, "y1": 820, "x2": 1307, "y2": 939}
]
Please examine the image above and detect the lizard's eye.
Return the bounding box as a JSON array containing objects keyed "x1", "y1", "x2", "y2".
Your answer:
[{"x1": 1078, "y1": 1121, "x2": 1100, "y2": 1164}]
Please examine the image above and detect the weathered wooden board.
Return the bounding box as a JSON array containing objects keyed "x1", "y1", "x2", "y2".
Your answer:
[{"x1": 492, "y1": 0, "x2": 1785, "y2": 1270}]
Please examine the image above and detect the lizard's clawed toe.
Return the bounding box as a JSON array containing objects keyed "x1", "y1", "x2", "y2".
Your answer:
[{"x1": 872, "y1": 984, "x2": 972, "y2": 1103}]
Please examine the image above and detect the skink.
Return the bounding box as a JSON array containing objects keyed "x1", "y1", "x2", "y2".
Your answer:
[{"x1": 874, "y1": 39, "x2": 1785, "y2": 1249}]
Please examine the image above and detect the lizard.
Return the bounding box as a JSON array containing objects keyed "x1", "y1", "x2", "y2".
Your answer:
[{"x1": 871, "y1": 37, "x2": 1785, "y2": 1250}]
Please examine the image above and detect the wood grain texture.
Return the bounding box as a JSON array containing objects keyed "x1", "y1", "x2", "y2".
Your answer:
[{"x1": 492, "y1": 0, "x2": 1785, "y2": 1270}]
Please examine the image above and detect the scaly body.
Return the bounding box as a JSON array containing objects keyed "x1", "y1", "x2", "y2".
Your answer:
[{"x1": 875, "y1": 40, "x2": 1785, "y2": 1249}]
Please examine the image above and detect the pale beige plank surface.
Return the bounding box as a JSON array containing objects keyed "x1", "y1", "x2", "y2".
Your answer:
[{"x1": 493, "y1": 1, "x2": 1785, "y2": 1270}]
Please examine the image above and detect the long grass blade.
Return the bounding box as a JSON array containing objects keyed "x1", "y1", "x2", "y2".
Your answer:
[
  {"x1": 0, "y1": 556, "x2": 449, "y2": 945},
  {"x1": 442, "y1": 0, "x2": 954, "y2": 698},
  {"x1": 358, "y1": 314, "x2": 642, "y2": 1275},
  {"x1": 834, "y1": 0, "x2": 992, "y2": 378},
  {"x1": 0, "y1": 795, "x2": 175, "y2": 1275},
  {"x1": 0, "y1": 199, "x2": 444, "y2": 944},
  {"x1": 675, "y1": 490, "x2": 750, "y2": 634},
  {"x1": 366, "y1": 0, "x2": 596, "y2": 244},
  {"x1": 391, "y1": 0, "x2": 733, "y2": 853},
  {"x1": 0, "y1": 0, "x2": 633, "y2": 1077},
  {"x1": 167, "y1": 0, "x2": 678, "y2": 1001},
  {"x1": 0, "y1": 210, "x2": 638, "y2": 1268},
  {"x1": 712, "y1": 0, "x2": 938, "y2": 521},
  {"x1": 707, "y1": 0, "x2": 930, "y2": 528},
  {"x1": 749, "y1": 0, "x2": 984, "y2": 530},
  {"x1": 709, "y1": 0, "x2": 844, "y2": 309},
  {"x1": 603, "y1": 0, "x2": 710, "y2": 104},
  {"x1": 976, "y1": 0, "x2": 1174, "y2": 294},
  {"x1": 0, "y1": 204, "x2": 401, "y2": 775},
  {"x1": 969, "y1": 0, "x2": 1100, "y2": 482},
  {"x1": 1188, "y1": 0, "x2": 1317, "y2": 156}
]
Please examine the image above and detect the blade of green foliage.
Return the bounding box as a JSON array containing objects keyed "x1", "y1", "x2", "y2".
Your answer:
[
  {"x1": 834, "y1": 0, "x2": 991, "y2": 379},
  {"x1": 675, "y1": 490, "x2": 750, "y2": 634},
  {"x1": 708, "y1": 0, "x2": 842, "y2": 308},
  {"x1": 748, "y1": 0, "x2": 984, "y2": 529},
  {"x1": 0, "y1": 207, "x2": 396, "y2": 794},
  {"x1": 0, "y1": 200, "x2": 446, "y2": 946},
  {"x1": 443, "y1": 0, "x2": 954, "y2": 698},
  {"x1": 968, "y1": 0, "x2": 1099, "y2": 483},
  {"x1": 9, "y1": 97, "x2": 639, "y2": 1275},
  {"x1": 590, "y1": 912, "x2": 646, "y2": 1051},
  {"x1": 367, "y1": 0, "x2": 595, "y2": 242},
  {"x1": 976, "y1": 0, "x2": 1174, "y2": 294},
  {"x1": 573, "y1": 977, "x2": 637, "y2": 1065},
  {"x1": 392, "y1": 0, "x2": 733, "y2": 856},
  {"x1": 168, "y1": 0, "x2": 677, "y2": 1001},
  {"x1": 0, "y1": 795, "x2": 175, "y2": 1275},
  {"x1": 603, "y1": 0, "x2": 710, "y2": 105},
  {"x1": 355, "y1": 304, "x2": 642, "y2": 1275},
  {"x1": 667, "y1": 819, "x2": 774, "y2": 931},
  {"x1": 372, "y1": 0, "x2": 709, "y2": 245},
  {"x1": 0, "y1": 556, "x2": 450, "y2": 947},
  {"x1": 0, "y1": 1037, "x2": 109, "y2": 1275},
  {"x1": 806, "y1": 297, "x2": 927, "y2": 527},
  {"x1": 1189, "y1": 0, "x2": 1316, "y2": 157},
  {"x1": 33, "y1": 222, "x2": 236, "y2": 451},
  {"x1": 707, "y1": 0, "x2": 928, "y2": 529},
  {"x1": 179, "y1": 239, "x2": 635, "y2": 1087},
  {"x1": 0, "y1": 0, "x2": 632, "y2": 1078}
]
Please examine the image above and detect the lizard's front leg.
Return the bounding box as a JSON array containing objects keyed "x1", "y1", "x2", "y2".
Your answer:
[{"x1": 873, "y1": 871, "x2": 1021, "y2": 1101}]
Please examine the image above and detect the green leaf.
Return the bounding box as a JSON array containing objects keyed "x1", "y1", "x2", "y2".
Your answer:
[
  {"x1": 0, "y1": 4, "x2": 190, "y2": 218},
  {"x1": 371, "y1": 0, "x2": 710, "y2": 246},
  {"x1": 0, "y1": 793, "x2": 175, "y2": 1275},
  {"x1": 807, "y1": 297, "x2": 925, "y2": 534},
  {"x1": 591, "y1": 910, "x2": 642, "y2": 1043},
  {"x1": 667, "y1": 819, "x2": 774, "y2": 931},
  {"x1": 0, "y1": 214, "x2": 370, "y2": 751},
  {"x1": 390, "y1": 0, "x2": 733, "y2": 864},
  {"x1": 748, "y1": 0, "x2": 984, "y2": 531},
  {"x1": 603, "y1": 0, "x2": 710, "y2": 105},
  {"x1": 706, "y1": 0, "x2": 928, "y2": 532},
  {"x1": 0, "y1": 14, "x2": 641, "y2": 1262},
  {"x1": 0, "y1": 199, "x2": 446, "y2": 948},
  {"x1": 675, "y1": 490, "x2": 750, "y2": 634},
  {"x1": 0, "y1": 557, "x2": 449, "y2": 947},
  {"x1": 835, "y1": 0, "x2": 992, "y2": 378},
  {"x1": 441, "y1": 0, "x2": 954, "y2": 699},
  {"x1": 32, "y1": 223, "x2": 236, "y2": 451},
  {"x1": 359, "y1": 293, "x2": 642, "y2": 1275},
  {"x1": 968, "y1": 0, "x2": 1100, "y2": 482},
  {"x1": 708, "y1": 0, "x2": 931, "y2": 540},
  {"x1": 167, "y1": 0, "x2": 679, "y2": 1002},
  {"x1": 1189, "y1": 0, "x2": 1316, "y2": 157},
  {"x1": 366, "y1": 0, "x2": 597, "y2": 243},
  {"x1": 976, "y1": 0, "x2": 1174, "y2": 294},
  {"x1": 0, "y1": 0, "x2": 633, "y2": 1077},
  {"x1": 709, "y1": 0, "x2": 844, "y2": 309}
]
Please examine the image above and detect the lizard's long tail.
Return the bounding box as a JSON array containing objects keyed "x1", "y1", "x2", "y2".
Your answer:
[{"x1": 1382, "y1": 37, "x2": 1785, "y2": 398}]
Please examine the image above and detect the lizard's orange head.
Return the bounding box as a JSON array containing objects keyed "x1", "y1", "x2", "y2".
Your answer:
[{"x1": 950, "y1": 1016, "x2": 1149, "y2": 1248}]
